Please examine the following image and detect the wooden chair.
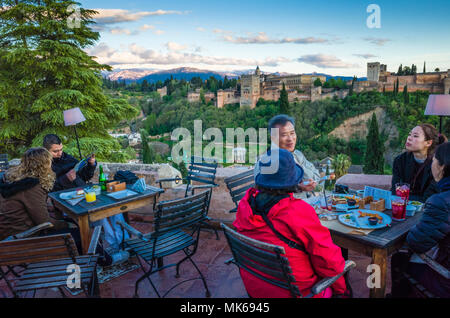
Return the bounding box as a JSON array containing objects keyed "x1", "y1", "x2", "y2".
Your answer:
[
  {"x1": 117, "y1": 190, "x2": 211, "y2": 298},
  {"x1": 221, "y1": 223, "x2": 356, "y2": 298},
  {"x1": 224, "y1": 169, "x2": 255, "y2": 213},
  {"x1": 0, "y1": 154, "x2": 8, "y2": 172},
  {"x1": 393, "y1": 251, "x2": 449, "y2": 298},
  {"x1": 0, "y1": 225, "x2": 102, "y2": 298},
  {"x1": 157, "y1": 157, "x2": 219, "y2": 240}
]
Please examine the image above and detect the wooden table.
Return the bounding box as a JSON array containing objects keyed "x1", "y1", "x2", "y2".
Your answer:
[
  {"x1": 327, "y1": 209, "x2": 423, "y2": 298},
  {"x1": 49, "y1": 185, "x2": 164, "y2": 254}
]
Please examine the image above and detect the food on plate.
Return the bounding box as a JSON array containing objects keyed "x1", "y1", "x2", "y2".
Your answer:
[
  {"x1": 358, "y1": 210, "x2": 383, "y2": 220},
  {"x1": 76, "y1": 189, "x2": 84, "y2": 196},
  {"x1": 410, "y1": 201, "x2": 422, "y2": 206},
  {"x1": 368, "y1": 217, "x2": 379, "y2": 226},
  {"x1": 332, "y1": 197, "x2": 347, "y2": 205}
]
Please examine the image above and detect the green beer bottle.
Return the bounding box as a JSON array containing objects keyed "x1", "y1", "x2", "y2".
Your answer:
[{"x1": 99, "y1": 165, "x2": 106, "y2": 191}]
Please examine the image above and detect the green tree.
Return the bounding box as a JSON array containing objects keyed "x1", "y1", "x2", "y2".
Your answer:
[
  {"x1": 332, "y1": 154, "x2": 351, "y2": 179},
  {"x1": 313, "y1": 78, "x2": 322, "y2": 87},
  {"x1": 423, "y1": 61, "x2": 426, "y2": 73},
  {"x1": 0, "y1": 0, "x2": 137, "y2": 159},
  {"x1": 403, "y1": 85, "x2": 409, "y2": 104},
  {"x1": 279, "y1": 83, "x2": 289, "y2": 113},
  {"x1": 363, "y1": 113, "x2": 384, "y2": 174}
]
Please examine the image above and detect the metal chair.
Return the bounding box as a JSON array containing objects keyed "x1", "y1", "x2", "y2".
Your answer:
[
  {"x1": 117, "y1": 190, "x2": 211, "y2": 298},
  {"x1": 221, "y1": 223, "x2": 356, "y2": 298},
  {"x1": 224, "y1": 169, "x2": 255, "y2": 213},
  {"x1": 0, "y1": 154, "x2": 8, "y2": 172},
  {"x1": 157, "y1": 157, "x2": 219, "y2": 240},
  {"x1": 0, "y1": 225, "x2": 102, "y2": 298}
]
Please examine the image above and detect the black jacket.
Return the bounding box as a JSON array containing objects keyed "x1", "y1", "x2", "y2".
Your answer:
[
  {"x1": 52, "y1": 152, "x2": 96, "y2": 192},
  {"x1": 391, "y1": 151, "x2": 438, "y2": 203},
  {"x1": 407, "y1": 177, "x2": 450, "y2": 270}
]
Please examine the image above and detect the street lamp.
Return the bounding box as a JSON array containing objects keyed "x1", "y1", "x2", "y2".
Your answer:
[
  {"x1": 424, "y1": 95, "x2": 450, "y2": 134},
  {"x1": 63, "y1": 107, "x2": 86, "y2": 160}
]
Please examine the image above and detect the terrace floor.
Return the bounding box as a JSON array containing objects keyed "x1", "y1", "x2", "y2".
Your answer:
[{"x1": 0, "y1": 207, "x2": 392, "y2": 298}]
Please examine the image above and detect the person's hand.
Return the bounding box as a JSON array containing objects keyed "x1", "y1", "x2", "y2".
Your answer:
[
  {"x1": 66, "y1": 169, "x2": 76, "y2": 182},
  {"x1": 47, "y1": 198, "x2": 55, "y2": 212},
  {"x1": 88, "y1": 153, "x2": 96, "y2": 166},
  {"x1": 299, "y1": 179, "x2": 317, "y2": 192}
]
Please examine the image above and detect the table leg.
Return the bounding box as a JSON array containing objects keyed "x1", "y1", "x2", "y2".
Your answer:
[
  {"x1": 370, "y1": 248, "x2": 388, "y2": 298},
  {"x1": 78, "y1": 215, "x2": 91, "y2": 255}
]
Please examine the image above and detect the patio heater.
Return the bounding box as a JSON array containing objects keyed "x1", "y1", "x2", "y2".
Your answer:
[
  {"x1": 63, "y1": 107, "x2": 86, "y2": 160},
  {"x1": 424, "y1": 95, "x2": 450, "y2": 134}
]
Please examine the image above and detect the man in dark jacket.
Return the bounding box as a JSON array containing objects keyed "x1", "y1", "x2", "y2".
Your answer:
[{"x1": 43, "y1": 134, "x2": 97, "y2": 192}]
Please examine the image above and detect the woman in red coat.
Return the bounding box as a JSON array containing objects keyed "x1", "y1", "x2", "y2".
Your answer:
[{"x1": 233, "y1": 148, "x2": 347, "y2": 298}]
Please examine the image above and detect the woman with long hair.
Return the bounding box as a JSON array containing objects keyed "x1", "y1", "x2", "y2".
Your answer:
[
  {"x1": 391, "y1": 124, "x2": 447, "y2": 202},
  {"x1": 0, "y1": 147, "x2": 67, "y2": 240},
  {"x1": 391, "y1": 142, "x2": 450, "y2": 297}
]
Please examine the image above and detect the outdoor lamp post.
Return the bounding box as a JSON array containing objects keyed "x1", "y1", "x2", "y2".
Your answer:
[
  {"x1": 424, "y1": 95, "x2": 450, "y2": 134},
  {"x1": 63, "y1": 107, "x2": 86, "y2": 160}
]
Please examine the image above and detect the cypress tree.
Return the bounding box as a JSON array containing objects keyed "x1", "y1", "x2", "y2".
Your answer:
[
  {"x1": 423, "y1": 61, "x2": 426, "y2": 73},
  {"x1": 0, "y1": 0, "x2": 137, "y2": 158},
  {"x1": 363, "y1": 113, "x2": 384, "y2": 174},
  {"x1": 279, "y1": 83, "x2": 289, "y2": 113},
  {"x1": 403, "y1": 85, "x2": 409, "y2": 104}
]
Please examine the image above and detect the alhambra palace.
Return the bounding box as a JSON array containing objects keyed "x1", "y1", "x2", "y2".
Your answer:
[{"x1": 186, "y1": 64, "x2": 450, "y2": 108}]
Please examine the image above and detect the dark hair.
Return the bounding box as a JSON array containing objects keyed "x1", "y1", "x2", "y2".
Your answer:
[
  {"x1": 43, "y1": 134, "x2": 62, "y2": 150},
  {"x1": 434, "y1": 142, "x2": 450, "y2": 179},
  {"x1": 268, "y1": 114, "x2": 295, "y2": 132},
  {"x1": 418, "y1": 124, "x2": 448, "y2": 157},
  {"x1": 255, "y1": 184, "x2": 300, "y2": 195}
]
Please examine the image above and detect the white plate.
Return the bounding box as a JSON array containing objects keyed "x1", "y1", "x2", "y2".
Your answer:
[
  {"x1": 106, "y1": 189, "x2": 138, "y2": 200},
  {"x1": 338, "y1": 209, "x2": 392, "y2": 230},
  {"x1": 59, "y1": 191, "x2": 84, "y2": 200}
]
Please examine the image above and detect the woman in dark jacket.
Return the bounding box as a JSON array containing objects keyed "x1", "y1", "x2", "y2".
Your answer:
[
  {"x1": 391, "y1": 142, "x2": 450, "y2": 298},
  {"x1": 0, "y1": 148, "x2": 67, "y2": 240},
  {"x1": 391, "y1": 124, "x2": 447, "y2": 202}
]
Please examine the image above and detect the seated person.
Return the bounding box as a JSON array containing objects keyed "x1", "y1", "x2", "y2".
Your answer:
[
  {"x1": 254, "y1": 115, "x2": 321, "y2": 196},
  {"x1": 233, "y1": 148, "x2": 348, "y2": 298},
  {"x1": 0, "y1": 148, "x2": 68, "y2": 241},
  {"x1": 43, "y1": 134, "x2": 96, "y2": 192},
  {"x1": 390, "y1": 142, "x2": 450, "y2": 298},
  {"x1": 0, "y1": 147, "x2": 112, "y2": 265},
  {"x1": 391, "y1": 124, "x2": 447, "y2": 202}
]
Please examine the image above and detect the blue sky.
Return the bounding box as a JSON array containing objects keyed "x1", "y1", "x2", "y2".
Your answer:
[{"x1": 82, "y1": 0, "x2": 450, "y2": 77}]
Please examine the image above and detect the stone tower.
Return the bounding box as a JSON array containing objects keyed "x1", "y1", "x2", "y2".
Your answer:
[{"x1": 367, "y1": 62, "x2": 381, "y2": 82}]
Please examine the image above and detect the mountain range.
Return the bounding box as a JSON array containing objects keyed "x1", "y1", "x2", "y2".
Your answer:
[{"x1": 102, "y1": 67, "x2": 366, "y2": 84}]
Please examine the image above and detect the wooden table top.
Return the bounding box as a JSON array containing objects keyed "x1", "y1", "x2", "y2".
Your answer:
[
  {"x1": 49, "y1": 184, "x2": 164, "y2": 216},
  {"x1": 328, "y1": 209, "x2": 424, "y2": 249}
]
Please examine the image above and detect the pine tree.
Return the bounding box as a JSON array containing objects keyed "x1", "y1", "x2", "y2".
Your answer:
[
  {"x1": 279, "y1": 83, "x2": 289, "y2": 113},
  {"x1": 363, "y1": 113, "x2": 384, "y2": 174},
  {"x1": 0, "y1": 0, "x2": 138, "y2": 158}
]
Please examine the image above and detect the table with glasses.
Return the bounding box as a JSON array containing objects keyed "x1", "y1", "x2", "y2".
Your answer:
[
  {"x1": 49, "y1": 185, "x2": 164, "y2": 254},
  {"x1": 317, "y1": 197, "x2": 424, "y2": 298}
]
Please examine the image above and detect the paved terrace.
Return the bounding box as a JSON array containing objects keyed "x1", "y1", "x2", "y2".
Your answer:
[{"x1": 1, "y1": 163, "x2": 394, "y2": 298}]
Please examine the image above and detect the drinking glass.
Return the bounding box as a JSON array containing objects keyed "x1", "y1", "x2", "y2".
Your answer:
[
  {"x1": 392, "y1": 199, "x2": 406, "y2": 221},
  {"x1": 85, "y1": 190, "x2": 96, "y2": 203}
]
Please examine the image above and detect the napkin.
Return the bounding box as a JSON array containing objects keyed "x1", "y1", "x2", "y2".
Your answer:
[{"x1": 131, "y1": 178, "x2": 147, "y2": 193}]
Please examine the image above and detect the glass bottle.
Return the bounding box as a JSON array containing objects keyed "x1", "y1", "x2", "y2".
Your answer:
[{"x1": 99, "y1": 165, "x2": 106, "y2": 191}]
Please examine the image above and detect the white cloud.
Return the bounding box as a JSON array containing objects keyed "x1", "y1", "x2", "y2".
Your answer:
[
  {"x1": 363, "y1": 37, "x2": 391, "y2": 46},
  {"x1": 166, "y1": 42, "x2": 188, "y2": 52},
  {"x1": 219, "y1": 32, "x2": 328, "y2": 44},
  {"x1": 87, "y1": 43, "x2": 293, "y2": 68},
  {"x1": 297, "y1": 54, "x2": 358, "y2": 69},
  {"x1": 93, "y1": 8, "x2": 187, "y2": 24},
  {"x1": 140, "y1": 24, "x2": 155, "y2": 31},
  {"x1": 196, "y1": 27, "x2": 206, "y2": 32},
  {"x1": 353, "y1": 53, "x2": 378, "y2": 59}
]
